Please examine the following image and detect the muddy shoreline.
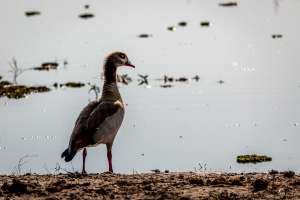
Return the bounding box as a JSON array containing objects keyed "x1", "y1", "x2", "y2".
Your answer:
[{"x1": 1, "y1": 171, "x2": 300, "y2": 199}]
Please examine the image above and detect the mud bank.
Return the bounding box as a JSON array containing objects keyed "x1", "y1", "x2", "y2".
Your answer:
[{"x1": 1, "y1": 171, "x2": 300, "y2": 199}]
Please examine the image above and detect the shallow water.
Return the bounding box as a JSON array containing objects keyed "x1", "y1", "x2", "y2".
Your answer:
[{"x1": 0, "y1": 0, "x2": 300, "y2": 175}]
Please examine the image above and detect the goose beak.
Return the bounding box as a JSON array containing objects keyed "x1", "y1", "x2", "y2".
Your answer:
[{"x1": 125, "y1": 61, "x2": 135, "y2": 68}]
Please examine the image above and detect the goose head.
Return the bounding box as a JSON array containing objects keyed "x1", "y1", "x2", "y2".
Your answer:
[{"x1": 105, "y1": 51, "x2": 135, "y2": 68}]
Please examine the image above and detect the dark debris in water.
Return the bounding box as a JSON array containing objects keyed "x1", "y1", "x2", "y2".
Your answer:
[
  {"x1": 25, "y1": 11, "x2": 40, "y2": 17},
  {"x1": 138, "y1": 74, "x2": 148, "y2": 85},
  {"x1": 176, "y1": 77, "x2": 189, "y2": 82},
  {"x1": 138, "y1": 34, "x2": 152, "y2": 38},
  {"x1": 201, "y1": 22, "x2": 212, "y2": 27},
  {"x1": 167, "y1": 26, "x2": 176, "y2": 31},
  {"x1": 217, "y1": 80, "x2": 225, "y2": 84},
  {"x1": 164, "y1": 76, "x2": 174, "y2": 83},
  {"x1": 160, "y1": 85, "x2": 173, "y2": 88},
  {"x1": 178, "y1": 22, "x2": 187, "y2": 27},
  {"x1": 33, "y1": 62, "x2": 59, "y2": 71},
  {"x1": 192, "y1": 75, "x2": 200, "y2": 81},
  {"x1": 272, "y1": 34, "x2": 282, "y2": 38},
  {"x1": 85, "y1": 5, "x2": 90, "y2": 9},
  {"x1": 219, "y1": 2, "x2": 237, "y2": 7},
  {"x1": 237, "y1": 154, "x2": 272, "y2": 164},
  {"x1": 53, "y1": 82, "x2": 86, "y2": 88},
  {"x1": 0, "y1": 81, "x2": 51, "y2": 99},
  {"x1": 79, "y1": 13, "x2": 95, "y2": 19},
  {"x1": 0, "y1": 76, "x2": 3, "y2": 80},
  {"x1": 117, "y1": 74, "x2": 132, "y2": 85}
]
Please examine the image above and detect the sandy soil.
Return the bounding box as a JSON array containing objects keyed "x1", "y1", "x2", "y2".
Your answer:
[{"x1": 1, "y1": 170, "x2": 300, "y2": 199}]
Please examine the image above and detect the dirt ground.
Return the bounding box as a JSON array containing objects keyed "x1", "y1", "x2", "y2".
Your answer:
[{"x1": 1, "y1": 170, "x2": 300, "y2": 199}]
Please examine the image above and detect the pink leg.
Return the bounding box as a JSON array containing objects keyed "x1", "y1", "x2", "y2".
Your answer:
[
  {"x1": 82, "y1": 148, "x2": 87, "y2": 174},
  {"x1": 107, "y1": 151, "x2": 113, "y2": 173}
]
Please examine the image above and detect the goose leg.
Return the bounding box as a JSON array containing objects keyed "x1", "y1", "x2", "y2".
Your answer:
[
  {"x1": 107, "y1": 151, "x2": 113, "y2": 172},
  {"x1": 82, "y1": 148, "x2": 87, "y2": 174},
  {"x1": 106, "y1": 144, "x2": 113, "y2": 173}
]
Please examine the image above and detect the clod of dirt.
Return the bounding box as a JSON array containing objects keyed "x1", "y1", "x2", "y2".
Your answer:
[
  {"x1": 79, "y1": 13, "x2": 94, "y2": 19},
  {"x1": 189, "y1": 177, "x2": 204, "y2": 185},
  {"x1": 201, "y1": 22, "x2": 212, "y2": 27},
  {"x1": 219, "y1": 2, "x2": 237, "y2": 7},
  {"x1": 25, "y1": 11, "x2": 40, "y2": 17},
  {"x1": 151, "y1": 169, "x2": 161, "y2": 173},
  {"x1": 178, "y1": 22, "x2": 187, "y2": 27},
  {"x1": 160, "y1": 85, "x2": 173, "y2": 88},
  {"x1": 167, "y1": 27, "x2": 176, "y2": 31},
  {"x1": 211, "y1": 177, "x2": 228, "y2": 185},
  {"x1": 290, "y1": 179, "x2": 300, "y2": 186},
  {"x1": 284, "y1": 171, "x2": 295, "y2": 178},
  {"x1": 239, "y1": 176, "x2": 246, "y2": 182},
  {"x1": 1, "y1": 178, "x2": 32, "y2": 194},
  {"x1": 269, "y1": 169, "x2": 278, "y2": 175},
  {"x1": 272, "y1": 35, "x2": 282, "y2": 38},
  {"x1": 253, "y1": 179, "x2": 268, "y2": 190},
  {"x1": 231, "y1": 179, "x2": 243, "y2": 186}
]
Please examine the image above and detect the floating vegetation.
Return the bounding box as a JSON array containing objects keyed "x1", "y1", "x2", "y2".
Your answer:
[
  {"x1": 0, "y1": 81, "x2": 12, "y2": 87},
  {"x1": 53, "y1": 82, "x2": 85, "y2": 88},
  {"x1": 219, "y1": 2, "x2": 237, "y2": 7},
  {"x1": 200, "y1": 22, "x2": 212, "y2": 27},
  {"x1": 79, "y1": 13, "x2": 95, "y2": 19},
  {"x1": 178, "y1": 22, "x2": 187, "y2": 27},
  {"x1": 272, "y1": 35, "x2": 282, "y2": 39},
  {"x1": 167, "y1": 27, "x2": 176, "y2": 31},
  {"x1": 138, "y1": 34, "x2": 152, "y2": 38},
  {"x1": 117, "y1": 74, "x2": 132, "y2": 85},
  {"x1": 164, "y1": 75, "x2": 173, "y2": 83},
  {"x1": 160, "y1": 85, "x2": 173, "y2": 88},
  {"x1": 25, "y1": 11, "x2": 40, "y2": 17},
  {"x1": 237, "y1": 154, "x2": 272, "y2": 164},
  {"x1": 0, "y1": 83, "x2": 51, "y2": 99},
  {"x1": 192, "y1": 75, "x2": 200, "y2": 81},
  {"x1": 217, "y1": 80, "x2": 225, "y2": 84},
  {"x1": 176, "y1": 77, "x2": 189, "y2": 82},
  {"x1": 138, "y1": 74, "x2": 148, "y2": 85},
  {"x1": 33, "y1": 62, "x2": 59, "y2": 71}
]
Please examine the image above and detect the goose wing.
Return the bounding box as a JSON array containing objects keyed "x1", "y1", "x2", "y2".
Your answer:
[{"x1": 62, "y1": 100, "x2": 121, "y2": 161}]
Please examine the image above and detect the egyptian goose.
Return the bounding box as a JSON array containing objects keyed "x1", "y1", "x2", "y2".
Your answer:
[{"x1": 61, "y1": 51, "x2": 135, "y2": 173}]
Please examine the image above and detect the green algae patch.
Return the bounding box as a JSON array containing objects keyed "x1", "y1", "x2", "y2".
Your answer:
[
  {"x1": 237, "y1": 154, "x2": 272, "y2": 164},
  {"x1": 53, "y1": 82, "x2": 86, "y2": 88},
  {"x1": 0, "y1": 84, "x2": 51, "y2": 99}
]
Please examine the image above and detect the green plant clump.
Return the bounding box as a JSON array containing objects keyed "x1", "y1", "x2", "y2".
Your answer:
[
  {"x1": 65, "y1": 82, "x2": 85, "y2": 87},
  {"x1": 237, "y1": 154, "x2": 272, "y2": 164},
  {"x1": 0, "y1": 82, "x2": 51, "y2": 99}
]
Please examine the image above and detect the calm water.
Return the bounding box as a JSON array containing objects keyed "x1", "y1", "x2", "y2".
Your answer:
[{"x1": 0, "y1": 0, "x2": 300, "y2": 175}]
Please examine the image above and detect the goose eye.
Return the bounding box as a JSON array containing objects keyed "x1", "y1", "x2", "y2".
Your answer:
[{"x1": 119, "y1": 54, "x2": 125, "y2": 59}]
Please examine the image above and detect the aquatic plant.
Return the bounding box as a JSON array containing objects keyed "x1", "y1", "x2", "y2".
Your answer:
[
  {"x1": 89, "y1": 84, "x2": 100, "y2": 100},
  {"x1": 8, "y1": 57, "x2": 25, "y2": 84},
  {"x1": 237, "y1": 154, "x2": 272, "y2": 164},
  {"x1": 0, "y1": 81, "x2": 51, "y2": 99},
  {"x1": 138, "y1": 74, "x2": 148, "y2": 85}
]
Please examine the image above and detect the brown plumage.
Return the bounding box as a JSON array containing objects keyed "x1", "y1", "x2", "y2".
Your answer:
[{"x1": 61, "y1": 51, "x2": 135, "y2": 173}]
